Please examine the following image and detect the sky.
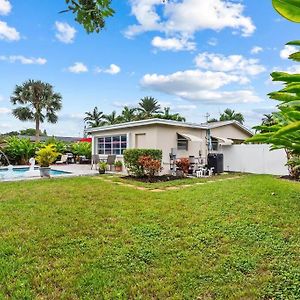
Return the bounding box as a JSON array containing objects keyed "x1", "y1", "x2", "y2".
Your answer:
[{"x1": 0, "y1": 0, "x2": 300, "y2": 137}]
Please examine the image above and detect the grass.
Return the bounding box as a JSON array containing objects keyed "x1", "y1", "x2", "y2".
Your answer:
[{"x1": 0, "y1": 175, "x2": 299, "y2": 299}]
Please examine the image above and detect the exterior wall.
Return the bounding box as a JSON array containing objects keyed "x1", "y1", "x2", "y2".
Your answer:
[
  {"x1": 91, "y1": 124, "x2": 207, "y2": 174},
  {"x1": 210, "y1": 124, "x2": 252, "y2": 141},
  {"x1": 155, "y1": 125, "x2": 207, "y2": 172},
  {"x1": 91, "y1": 124, "x2": 160, "y2": 159},
  {"x1": 221, "y1": 144, "x2": 289, "y2": 175}
]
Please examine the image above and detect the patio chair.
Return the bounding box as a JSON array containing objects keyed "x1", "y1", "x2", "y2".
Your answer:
[
  {"x1": 56, "y1": 155, "x2": 68, "y2": 164},
  {"x1": 106, "y1": 155, "x2": 116, "y2": 171},
  {"x1": 91, "y1": 154, "x2": 100, "y2": 170}
]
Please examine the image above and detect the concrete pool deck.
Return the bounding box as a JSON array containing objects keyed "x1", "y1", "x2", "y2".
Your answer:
[{"x1": 0, "y1": 164, "x2": 121, "y2": 182}]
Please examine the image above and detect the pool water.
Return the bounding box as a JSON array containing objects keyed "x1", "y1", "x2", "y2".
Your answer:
[{"x1": 0, "y1": 167, "x2": 71, "y2": 180}]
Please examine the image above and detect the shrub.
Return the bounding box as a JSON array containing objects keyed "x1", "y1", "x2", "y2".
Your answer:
[
  {"x1": 3, "y1": 137, "x2": 37, "y2": 165},
  {"x1": 176, "y1": 158, "x2": 190, "y2": 174},
  {"x1": 123, "y1": 149, "x2": 162, "y2": 177},
  {"x1": 72, "y1": 142, "x2": 92, "y2": 159},
  {"x1": 44, "y1": 137, "x2": 70, "y2": 154},
  {"x1": 138, "y1": 155, "x2": 162, "y2": 178},
  {"x1": 35, "y1": 144, "x2": 60, "y2": 167}
]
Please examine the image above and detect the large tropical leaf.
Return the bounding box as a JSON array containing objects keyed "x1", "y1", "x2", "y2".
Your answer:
[
  {"x1": 272, "y1": 0, "x2": 300, "y2": 22},
  {"x1": 268, "y1": 92, "x2": 300, "y2": 102},
  {"x1": 286, "y1": 40, "x2": 300, "y2": 46},
  {"x1": 289, "y1": 51, "x2": 300, "y2": 62},
  {"x1": 274, "y1": 121, "x2": 300, "y2": 137}
]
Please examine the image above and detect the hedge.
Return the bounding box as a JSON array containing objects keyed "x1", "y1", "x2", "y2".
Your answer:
[{"x1": 123, "y1": 149, "x2": 162, "y2": 177}]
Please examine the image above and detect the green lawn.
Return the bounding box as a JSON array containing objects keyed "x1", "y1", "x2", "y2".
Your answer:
[{"x1": 0, "y1": 175, "x2": 299, "y2": 299}]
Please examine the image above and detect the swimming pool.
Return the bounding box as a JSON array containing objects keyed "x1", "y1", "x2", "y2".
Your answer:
[{"x1": 0, "y1": 167, "x2": 72, "y2": 181}]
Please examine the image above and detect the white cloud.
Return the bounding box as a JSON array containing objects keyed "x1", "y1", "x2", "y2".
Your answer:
[
  {"x1": 195, "y1": 52, "x2": 266, "y2": 76},
  {"x1": 67, "y1": 62, "x2": 88, "y2": 73},
  {"x1": 125, "y1": 0, "x2": 255, "y2": 49},
  {"x1": 0, "y1": 0, "x2": 11, "y2": 15},
  {"x1": 0, "y1": 107, "x2": 11, "y2": 114},
  {"x1": 151, "y1": 36, "x2": 196, "y2": 51},
  {"x1": 0, "y1": 21, "x2": 20, "y2": 41},
  {"x1": 286, "y1": 65, "x2": 300, "y2": 74},
  {"x1": 55, "y1": 21, "x2": 76, "y2": 44},
  {"x1": 141, "y1": 50, "x2": 263, "y2": 105},
  {"x1": 251, "y1": 46, "x2": 263, "y2": 54},
  {"x1": 208, "y1": 38, "x2": 218, "y2": 46},
  {"x1": 141, "y1": 70, "x2": 260, "y2": 104},
  {"x1": 280, "y1": 45, "x2": 298, "y2": 59},
  {"x1": 142, "y1": 70, "x2": 246, "y2": 92},
  {"x1": 0, "y1": 55, "x2": 47, "y2": 65},
  {"x1": 95, "y1": 64, "x2": 121, "y2": 75}
]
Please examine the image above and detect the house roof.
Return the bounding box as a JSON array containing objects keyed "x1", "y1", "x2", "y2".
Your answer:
[
  {"x1": 203, "y1": 120, "x2": 253, "y2": 136},
  {"x1": 86, "y1": 118, "x2": 253, "y2": 136}
]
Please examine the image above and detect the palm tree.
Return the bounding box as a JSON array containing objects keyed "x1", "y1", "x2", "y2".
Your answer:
[
  {"x1": 103, "y1": 110, "x2": 121, "y2": 125},
  {"x1": 158, "y1": 107, "x2": 186, "y2": 122},
  {"x1": 11, "y1": 80, "x2": 62, "y2": 142},
  {"x1": 208, "y1": 118, "x2": 219, "y2": 123},
  {"x1": 120, "y1": 106, "x2": 137, "y2": 122},
  {"x1": 84, "y1": 107, "x2": 105, "y2": 127},
  {"x1": 219, "y1": 108, "x2": 245, "y2": 124},
  {"x1": 261, "y1": 114, "x2": 277, "y2": 127},
  {"x1": 137, "y1": 96, "x2": 162, "y2": 118}
]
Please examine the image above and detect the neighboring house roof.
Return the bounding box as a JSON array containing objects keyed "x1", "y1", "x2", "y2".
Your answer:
[
  {"x1": 86, "y1": 118, "x2": 253, "y2": 137},
  {"x1": 18, "y1": 135, "x2": 82, "y2": 143},
  {"x1": 203, "y1": 120, "x2": 253, "y2": 136}
]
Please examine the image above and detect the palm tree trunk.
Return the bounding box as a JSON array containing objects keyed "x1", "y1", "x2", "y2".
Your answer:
[{"x1": 35, "y1": 118, "x2": 40, "y2": 142}]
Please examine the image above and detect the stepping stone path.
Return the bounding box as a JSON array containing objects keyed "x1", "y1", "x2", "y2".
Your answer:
[{"x1": 93, "y1": 176, "x2": 243, "y2": 193}]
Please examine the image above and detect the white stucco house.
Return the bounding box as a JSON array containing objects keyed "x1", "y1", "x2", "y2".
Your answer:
[{"x1": 86, "y1": 118, "x2": 253, "y2": 172}]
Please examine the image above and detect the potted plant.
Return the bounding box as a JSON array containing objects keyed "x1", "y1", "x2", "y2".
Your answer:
[
  {"x1": 98, "y1": 162, "x2": 108, "y2": 174},
  {"x1": 35, "y1": 144, "x2": 60, "y2": 178},
  {"x1": 114, "y1": 161, "x2": 123, "y2": 172}
]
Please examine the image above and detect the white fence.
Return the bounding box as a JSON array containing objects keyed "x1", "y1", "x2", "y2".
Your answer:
[{"x1": 221, "y1": 144, "x2": 289, "y2": 175}]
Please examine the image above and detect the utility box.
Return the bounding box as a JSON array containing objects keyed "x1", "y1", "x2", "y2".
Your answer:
[{"x1": 208, "y1": 153, "x2": 224, "y2": 174}]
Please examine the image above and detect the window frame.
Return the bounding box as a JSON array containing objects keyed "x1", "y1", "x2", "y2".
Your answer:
[
  {"x1": 97, "y1": 134, "x2": 127, "y2": 155},
  {"x1": 177, "y1": 134, "x2": 188, "y2": 151}
]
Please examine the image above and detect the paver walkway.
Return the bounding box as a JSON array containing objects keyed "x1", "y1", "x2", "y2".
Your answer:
[{"x1": 93, "y1": 175, "x2": 243, "y2": 193}]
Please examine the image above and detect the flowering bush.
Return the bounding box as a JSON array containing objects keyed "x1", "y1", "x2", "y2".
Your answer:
[
  {"x1": 175, "y1": 158, "x2": 190, "y2": 174},
  {"x1": 123, "y1": 149, "x2": 162, "y2": 177},
  {"x1": 138, "y1": 155, "x2": 162, "y2": 177}
]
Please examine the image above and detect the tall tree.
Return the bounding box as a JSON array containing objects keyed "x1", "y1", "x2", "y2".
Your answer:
[
  {"x1": 84, "y1": 106, "x2": 105, "y2": 127},
  {"x1": 11, "y1": 80, "x2": 62, "y2": 142},
  {"x1": 120, "y1": 106, "x2": 137, "y2": 122},
  {"x1": 138, "y1": 96, "x2": 162, "y2": 119},
  {"x1": 219, "y1": 108, "x2": 245, "y2": 124},
  {"x1": 62, "y1": 0, "x2": 115, "y2": 33},
  {"x1": 103, "y1": 110, "x2": 121, "y2": 125}
]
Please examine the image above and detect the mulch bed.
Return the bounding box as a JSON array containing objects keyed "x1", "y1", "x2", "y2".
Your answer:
[{"x1": 122, "y1": 175, "x2": 185, "y2": 183}]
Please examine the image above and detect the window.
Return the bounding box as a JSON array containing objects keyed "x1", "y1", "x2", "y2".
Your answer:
[
  {"x1": 211, "y1": 138, "x2": 219, "y2": 151},
  {"x1": 177, "y1": 134, "x2": 188, "y2": 151},
  {"x1": 98, "y1": 135, "x2": 127, "y2": 155}
]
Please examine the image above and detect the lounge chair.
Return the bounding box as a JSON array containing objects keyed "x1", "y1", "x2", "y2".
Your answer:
[{"x1": 56, "y1": 155, "x2": 68, "y2": 164}]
